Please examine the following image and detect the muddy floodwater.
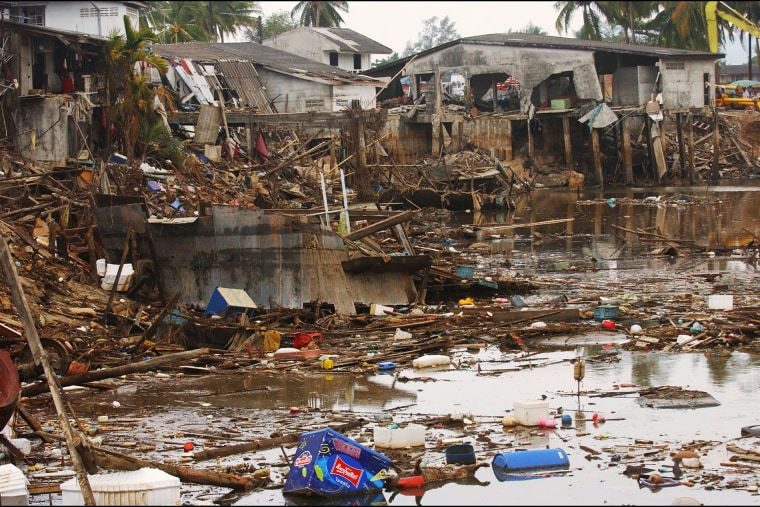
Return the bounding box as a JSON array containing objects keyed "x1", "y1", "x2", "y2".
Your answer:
[{"x1": 26, "y1": 183, "x2": 760, "y2": 506}]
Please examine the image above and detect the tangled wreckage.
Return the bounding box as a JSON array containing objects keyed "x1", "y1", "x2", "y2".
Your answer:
[{"x1": 0, "y1": 22, "x2": 758, "y2": 344}]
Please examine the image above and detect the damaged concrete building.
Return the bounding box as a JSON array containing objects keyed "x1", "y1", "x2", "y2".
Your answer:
[
  {"x1": 367, "y1": 33, "x2": 723, "y2": 186},
  {"x1": 0, "y1": 17, "x2": 736, "y2": 317}
]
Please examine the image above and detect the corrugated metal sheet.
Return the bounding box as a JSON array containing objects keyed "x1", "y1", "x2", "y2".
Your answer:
[
  {"x1": 214, "y1": 42, "x2": 382, "y2": 86},
  {"x1": 216, "y1": 60, "x2": 275, "y2": 113}
]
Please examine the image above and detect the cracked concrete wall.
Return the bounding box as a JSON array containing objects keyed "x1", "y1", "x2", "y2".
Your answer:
[{"x1": 403, "y1": 44, "x2": 603, "y2": 113}]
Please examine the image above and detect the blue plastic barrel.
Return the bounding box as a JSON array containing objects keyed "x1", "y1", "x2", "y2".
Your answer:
[{"x1": 492, "y1": 448, "x2": 569, "y2": 471}]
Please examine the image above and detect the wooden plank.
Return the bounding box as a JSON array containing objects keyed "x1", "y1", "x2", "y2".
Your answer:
[
  {"x1": 459, "y1": 307, "x2": 580, "y2": 323},
  {"x1": 343, "y1": 210, "x2": 416, "y2": 241}
]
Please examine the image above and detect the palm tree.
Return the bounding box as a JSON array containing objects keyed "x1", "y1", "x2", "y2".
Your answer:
[
  {"x1": 554, "y1": 1, "x2": 606, "y2": 40},
  {"x1": 104, "y1": 15, "x2": 169, "y2": 161},
  {"x1": 606, "y1": 1, "x2": 657, "y2": 43},
  {"x1": 291, "y1": 1, "x2": 349, "y2": 27},
  {"x1": 142, "y1": 1, "x2": 259, "y2": 43},
  {"x1": 152, "y1": 1, "x2": 212, "y2": 43},
  {"x1": 202, "y1": 1, "x2": 261, "y2": 42},
  {"x1": 643, "y1": 2, "x2": 721, "y2": 51}
]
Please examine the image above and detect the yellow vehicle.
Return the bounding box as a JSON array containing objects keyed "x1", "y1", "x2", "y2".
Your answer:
[
  {"x1": 714, "y1": 84, "x2": 760, "y2": 110},
  {"x1": 706, "y1": 2, "x2": 760, "y2": 110},
  {"x1": 706, "y1": 1, "x2": 760, "y2": 54}
]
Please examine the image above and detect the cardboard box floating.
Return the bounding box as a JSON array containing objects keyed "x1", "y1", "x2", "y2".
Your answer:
[{"x1": 283, "y1": 428, "x2": 390, "y2": 497}]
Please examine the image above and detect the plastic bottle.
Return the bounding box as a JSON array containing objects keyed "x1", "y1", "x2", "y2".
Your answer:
[{"x1": 511, "y1": 295, "x2": 528, "y2": 308}]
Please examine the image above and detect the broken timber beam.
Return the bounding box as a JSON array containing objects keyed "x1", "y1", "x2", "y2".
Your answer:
[{"x1": 343, "y1": 210, "x2": 416, "y2": 241}]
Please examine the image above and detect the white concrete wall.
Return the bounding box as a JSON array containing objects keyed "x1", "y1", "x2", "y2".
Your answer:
[
  {"x1": 404, "y1": 44, "x2": 604, "y2": 113},
  {"x1": 661, "y1": 60, "x2": 716, "y2": 109},
  {"x1": 3, "y1": 2, "x2": 139, "y2": 37},
  {"x1": 333, "y1": 84, "x2": 377, "y2": 110},
  {"x1": 264, "y1": 27, "x2": 372, "y2": 72},
  {"x1": 264, "y1": 28, "x2": 335, "y2": 66},
  {"x1": 257, "y1": 69, "x2": 333, "y2": 113}
]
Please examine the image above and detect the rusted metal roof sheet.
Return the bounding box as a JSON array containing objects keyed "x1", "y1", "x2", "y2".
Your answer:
[{"x1": 216, "y1": 60, "x2": 275, "y2": 113}]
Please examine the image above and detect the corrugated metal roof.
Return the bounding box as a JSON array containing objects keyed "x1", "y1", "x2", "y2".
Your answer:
[
  {"x1": 211, "y1": 42, "x2": 382, "y2": 85},
  {"x1": 367, "y1": 33, "x2": 723, "y2": 75},
  {"x1": 152, "y1": 41, "x2": 382, "y2": 85},
  {"x1": 152, "y1": 42, "x2": 236, "y2": 62},
  {"x1": 311, "y1": 27, "x2": 392, "y2": 55},
  {"x1": 216, "y1": 60, "x2": 275, "y2": 113},
  {"x1": 457, "y1": 33, "x2": 721, "y2": 59}
]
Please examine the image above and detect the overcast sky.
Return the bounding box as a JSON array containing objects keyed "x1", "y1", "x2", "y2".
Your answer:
[{"x1": 257, "y1": 1, "x2": 751, "y2": 65}]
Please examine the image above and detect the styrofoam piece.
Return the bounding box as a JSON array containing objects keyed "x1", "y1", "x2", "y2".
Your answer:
[
  {"x1": 103, "y1": 263, "x2": 134, "y2": 285},
  {"x1": 60, "y1": 467, "x2": 180, "y2": 506},
  {"x1": 8, "y1": 438, "x2": 30, "y2": 455},
  {"x1": 393, "y1": 328, "x2": 412, "y2": 340},
  {"x1": 0, "y1": 464, "x2": 29, "y2": 506},
  {"x1": 708, "y1": 294, "x2": 733, "y2": 311},
  {"x1": 513, "y1": 400, "x2": 550, "y2": 426},
  {"x1": 370, "y1": 303, "x2": 393, "y2": 316},
  {"x1": 412, "y1": 354, "x2": 450, "y2": 368},
  {"x1": 373, "y1": 424, "x2": 425, "y2": 448}
]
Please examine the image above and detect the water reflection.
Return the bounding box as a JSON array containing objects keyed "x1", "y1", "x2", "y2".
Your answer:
[{"x1": 443, "y1": 184, "x2": 760, "y2": 273}]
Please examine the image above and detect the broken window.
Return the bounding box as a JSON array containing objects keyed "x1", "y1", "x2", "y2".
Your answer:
[{"x1": 11, "y1": 6, "x2": 45, "y2": 25}]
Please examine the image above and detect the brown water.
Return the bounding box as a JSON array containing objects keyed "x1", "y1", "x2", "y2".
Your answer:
[{"x1": 29, "y1": 184, "x2": 760, "y2": 506}]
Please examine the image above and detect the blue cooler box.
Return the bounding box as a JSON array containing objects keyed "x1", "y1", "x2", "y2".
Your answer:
[
  {"x1": 283, "y1": 428, "x2": 391, "y2": 497},
  {"x1": 492, "y1": 448, "x2": 569, "y2": 481}
]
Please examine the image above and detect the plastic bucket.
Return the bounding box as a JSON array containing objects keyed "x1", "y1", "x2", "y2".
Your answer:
[{"x1": 445, "y1": 444, "x2": 476, "y2": 465}]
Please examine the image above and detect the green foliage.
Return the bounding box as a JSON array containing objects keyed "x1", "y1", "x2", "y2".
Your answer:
[
  {"x1": 142, "y1": 1, "x2": 260, "y2": 43},
  {"x1": 241, "y1": 10, "x2": 299, "y2": 42},
  {"x1": 104, "y1": 16, "x2": 169, "y2": 160},
  {"x1": 140, "y1": 120, "x2": 185, "y2": 168},
  {"x1": 291, "y1": 1, "x2": 348, "y2": 27},
  {"x1": 508, "y1": 23, "x2": 549, "y2": 36},
  {"x1": 402, "y1": 16, "x2": 460, "y2": 57},
  {"x1": 372, "y1": 52, "x2": 400, "y2": 68}
]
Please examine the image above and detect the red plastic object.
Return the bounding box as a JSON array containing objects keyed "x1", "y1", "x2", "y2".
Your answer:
[
  {"x1": 397, "y1": 475, "x2": 424, "y2": 488},
  {"x1": 293, "y1": 332, "x2": 323, "y2": 349},
  {"x1": 602, "y1": 319, "x2": 616, "y2": 330},
  {"x1": 184, "y1": 442, "x2": 194, "y2": 452}
]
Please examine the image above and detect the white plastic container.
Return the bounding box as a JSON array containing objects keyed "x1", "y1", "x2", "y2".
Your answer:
[
  {"x1": 60, "y1": 467, "x2": 180, "y2": 506},
  {"x1": 96, "y1": 258, "x2": 107, "y2": 277},
  {"x1": 412, "y1": 354, "x2": 450, "y2": 368},
  {"x1": 513, "y1": 400, "x2": 550, "y2": 426},
  {"x1": 708, "y1": 295, "x2": 733, "y2": 311},
  {"x1": 0, "y1": 464, "x2": 29, "y2": 506},
  {"x1": 373, "y1": 424, "x2": 426, "y2": 448}
]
